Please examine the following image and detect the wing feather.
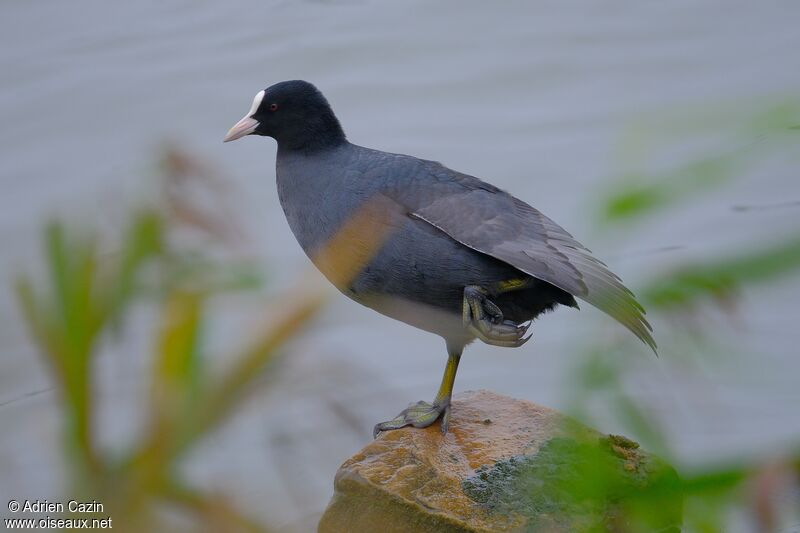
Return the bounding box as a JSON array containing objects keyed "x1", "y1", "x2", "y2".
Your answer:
[{"x1": 394, "y1": 163, "x2": 656, "y2": 352}]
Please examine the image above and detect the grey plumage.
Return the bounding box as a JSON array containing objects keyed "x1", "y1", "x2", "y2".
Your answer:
[
  {"x1": 226, "y1": 79, "x2": 656, "y2": 357},
  {"x1": 278, "y1": 145, "x2": 655, "y2": 352}
]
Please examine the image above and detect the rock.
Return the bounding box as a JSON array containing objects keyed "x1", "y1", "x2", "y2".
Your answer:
[{"x1": 319, "y1": 390, "x2": 681, "y2": 533}]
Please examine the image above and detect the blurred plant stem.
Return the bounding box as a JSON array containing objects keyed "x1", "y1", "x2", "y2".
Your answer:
[
  {"x1": 12, "y1": 147, "x2": 330, "y2": 531},
  {"x1": 16, "y1": 213, "x2": 163, "y2": 486},
  {"x1": 14, "y1": 207, "x2": 292, "y2": 530}
]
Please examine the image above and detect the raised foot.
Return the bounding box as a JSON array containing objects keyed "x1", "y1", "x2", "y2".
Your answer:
[
  {"x1": 373, "y1": 400, "x2": 451, "y2": 438},
  {"x1": 463, "y1": 286, "x2": 532, "y2": 347}
]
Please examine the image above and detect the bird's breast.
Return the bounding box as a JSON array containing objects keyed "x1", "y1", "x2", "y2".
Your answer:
[{"x1": 275, "y1": 161, "x2": 402, "y2": 291}]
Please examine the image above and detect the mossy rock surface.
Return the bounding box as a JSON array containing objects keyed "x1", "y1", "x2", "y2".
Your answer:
[
  {"x1": 463, "y1": 435, "x2": 681, "y2": 531},
  {"x1": 319, "y1": 390, "x2": 681, "y2": 533}
]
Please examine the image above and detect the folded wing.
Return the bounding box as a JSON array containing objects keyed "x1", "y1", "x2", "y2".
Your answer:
[{"x1": 387, "y1": 161, "x2": 656, "y2": 352}]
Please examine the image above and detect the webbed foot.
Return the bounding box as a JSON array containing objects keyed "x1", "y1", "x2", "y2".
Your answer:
[
  {"x1": 373, "y1": 399, "x2": 451, "y2": 438},
  {"x1": 463, "y1": 285, "x2": 532, "y2": 347},
  {"x1": 374, "y1": 348, "x2": 463, "y2": 438}
]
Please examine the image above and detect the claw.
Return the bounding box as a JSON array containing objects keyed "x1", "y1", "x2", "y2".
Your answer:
[
  {"x1": 467, "y1": 317, "x2": 531, "y2": 346},
  {"x1": 463, "y1": 285, "x2": 533, "y2": 347},
  {"x1": 517, "y1": 332, "x2": 533, "y2": 346},
  {"x1": 440, "y1": 403, "x2": 452, "y2": 434}
]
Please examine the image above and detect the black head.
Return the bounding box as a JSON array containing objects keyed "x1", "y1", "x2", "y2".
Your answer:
[{"x1": 223, "y1": 80, "x2": 346, "y2": 151}]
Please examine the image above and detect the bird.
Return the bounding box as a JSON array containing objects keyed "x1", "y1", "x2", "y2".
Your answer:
[{"x1": 223, "y1": 80, "x2": 655, "y2": 437}]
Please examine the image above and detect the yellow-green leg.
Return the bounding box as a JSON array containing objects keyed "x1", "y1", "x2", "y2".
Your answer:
[
  {"x1": 373, "y1": 344, "x2": 462, "y2": 438},
  {"x1": 372, "y1": 282, "x2": 533, "y2": 438}
]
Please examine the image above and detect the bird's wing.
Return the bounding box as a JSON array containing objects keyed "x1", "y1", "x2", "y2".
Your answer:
[{"x1": 378, "y1": 157, "x2": 656, "y2": 352}]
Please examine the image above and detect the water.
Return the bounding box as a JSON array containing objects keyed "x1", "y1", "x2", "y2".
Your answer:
[{"x1": 2, "y1": 0, "x2": 799, "y2": 529}]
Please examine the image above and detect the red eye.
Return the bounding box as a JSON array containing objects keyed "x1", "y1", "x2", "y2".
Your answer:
[{"x1": 269, "y1": 103, "x2": 278, "y2": 112}]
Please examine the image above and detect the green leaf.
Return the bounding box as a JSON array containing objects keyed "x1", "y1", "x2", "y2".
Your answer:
[{"x1": 643, "y1": 236, "x2": 800, "y2": 309}]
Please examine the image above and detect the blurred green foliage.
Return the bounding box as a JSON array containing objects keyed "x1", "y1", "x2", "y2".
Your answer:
[
  {"x1": 14, "y1": 150, "x2": 325, "y2": 532},
  {"x1": 16, "y1": 212, "x2": 163, "y2": 480},
  {"x1": 601, "y1": 98, "x2": 800, "y2": 224},
  {"x1": 464, "y1": 434, "x2": 682, "y2": 532},
  {"x1": 543, "y1": 98, "x2": 800, "y2": 532},
  {"x1": 641, "y1": 236, "x2": 800, "y2": 310}
]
